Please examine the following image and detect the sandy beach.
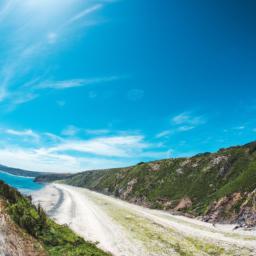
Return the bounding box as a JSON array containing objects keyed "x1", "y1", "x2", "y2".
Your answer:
[{"x1": 32, "y1": 184, "x2": 256, "y2": 256}]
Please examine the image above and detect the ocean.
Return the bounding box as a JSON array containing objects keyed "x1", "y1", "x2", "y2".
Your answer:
[{"x1": 0, "y1": 170, "x2": 44, "y2": 194}]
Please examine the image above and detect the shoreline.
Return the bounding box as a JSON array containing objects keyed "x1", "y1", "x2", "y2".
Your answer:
[
  {"x1": 0, "y1": 170, "x2": 35, "y2": 179},
  {"x1": 0, "y1": 171, "x2": 45, "y2": 194}
]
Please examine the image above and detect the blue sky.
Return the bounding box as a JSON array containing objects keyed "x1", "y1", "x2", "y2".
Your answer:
[{"x1": 0, "y1": 0, "x2": 256, "y2": 172}]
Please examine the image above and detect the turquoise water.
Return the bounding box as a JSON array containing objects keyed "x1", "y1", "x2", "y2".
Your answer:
[{"x1": 0, "y1": 171, "x2": 44, "y2": 193}]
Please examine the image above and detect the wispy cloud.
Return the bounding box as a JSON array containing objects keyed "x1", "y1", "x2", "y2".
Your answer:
[
  {"x1": 5, "y1": 129, "x2": 40, "y2": 141},
  {"x1": 0, "y1": 146, "x2": 124, "y2": 173},
  {"x1": 172, "y1": 112, "x2": 206, "y2": 126},
  {"x1": 0, "y1": 0, "x2": 16, "y2": 22},
  {"x1": 7, "y1": 92, "x2": 38, "y2": 111},
  {"x1": 0, "y1": 126, "x2": 166, "y2": 172},
  {"x1": 37, "y1": 76, "x2": 120, "y2": 90},
  {"x1": 156, "y1": 130, "x2": 172, "y2": 138},
  {"x1": 177, "y1": 126, "x2": 195, "y2": 132},
  {"x1": 62, "y1": 127, "x2": 111, "y2": 136},
  {"x1": 0, "y1": 0, "x2": 117, "y2": 110},
  {"x1": 65, "y1": 4, "x2": 103, "y2": 26},
  {"x1": 171, "y1": 112, "x2": 206, "y2": 131},
  {"x1": 0, "y1": 64, "x2": 14, "y2": 102},
  {"x1": 48, "y1": 135, "x2": 148, "y2": 158},
  {"x1": 156, "y1": 112, "x2": 206, "y2": 139}
]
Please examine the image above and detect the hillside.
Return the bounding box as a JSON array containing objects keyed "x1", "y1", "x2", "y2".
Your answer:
[
  {"x1": 0, "y1": 181, "x2": 110, "y2": 256},
  {"x1": 0, "y1": 198, "x2": 46, "y2": 256},
  {"x1": 39, "y1": 141, "x2": 256, "y2": 227},
  {"x1": 0, "y1": 164, "x2": 70, "y2": 180},
  {"x1": 0, "y1": 164, "x2": 48, "y2": 177}
]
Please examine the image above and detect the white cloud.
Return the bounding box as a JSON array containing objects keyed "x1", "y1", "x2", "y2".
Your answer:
[
  {"x1": 0, "y1": 146, "x2": 124, "y2": 173},
  {"x1": 0, "y1": 126, "x2": 166, "y2": 172},
  {"x1": 0, "y1": 123, "x2": 170, "y2": 172},
  {"x1": 156, "y1": 112, "x2": 206, "y2": 138},
  {"x1": 43, "y1": 132, "x2": 63, "y2": 142},
  {"x1": 172, "y1": 113, "x2": 190, "y2": 125},
  {"x1": 0, "y1": 44, "x2": 44, "y2": 108},
  {"x1": 172, "y1": 112, "x2": 205, "y2": 126},
  {"x1": 170, "y1": 112, "x2": 206, "y2": 132},
  {"x1": 48, "y1": 135, "x2": 148, "y2": 158},
  {"x1": 5, "y1": 129, "x2": 40, "y2": 141},
  {"x1": 8, "y1": 92, "x2": 38, "y2": 111},
  {"x1": 156, "y1": 130, "x2": 172, "y2": 138},
  {"x1": 0, "y1": 1, "x2": 116, "y2": 110},
  {"x1": 37, "y1": 76, "x2": 120, "y2": 90},
  {"x1": 65, "y1": 4, "x2": 103, "y2": 26},
  {"x1": 178, "y1": 126, "x2": 195, "y2": 132},
  {"x1": 0, "y1": 75, "x2": 121, "y2": 110},
  {"x1": 156, "y1": 125, "x2": 195, "y2": 140}
]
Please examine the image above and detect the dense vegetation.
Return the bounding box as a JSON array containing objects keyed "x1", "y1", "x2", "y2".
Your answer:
[
  {"x1": 43, "y1": 141, "x2": 256, "y2": 226},
  {"x1": 0, "y1": 180, "x2": 110, "y2": 256}
]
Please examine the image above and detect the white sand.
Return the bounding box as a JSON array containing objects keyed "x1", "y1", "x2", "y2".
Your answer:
[
  {"x1": 32, "y1": 184, "x2": 145, "y2": 255},
  {"x1": 32, "y1": 184, "x2": 256, "y2": 256}
]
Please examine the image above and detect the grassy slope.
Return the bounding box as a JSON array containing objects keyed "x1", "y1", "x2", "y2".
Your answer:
[
  {"x1": 0, "y1": 181, "x2": 110, "y2": 256},
  {"x1": 59, "y1": 141, "x2": 256, "y2": 223}
]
